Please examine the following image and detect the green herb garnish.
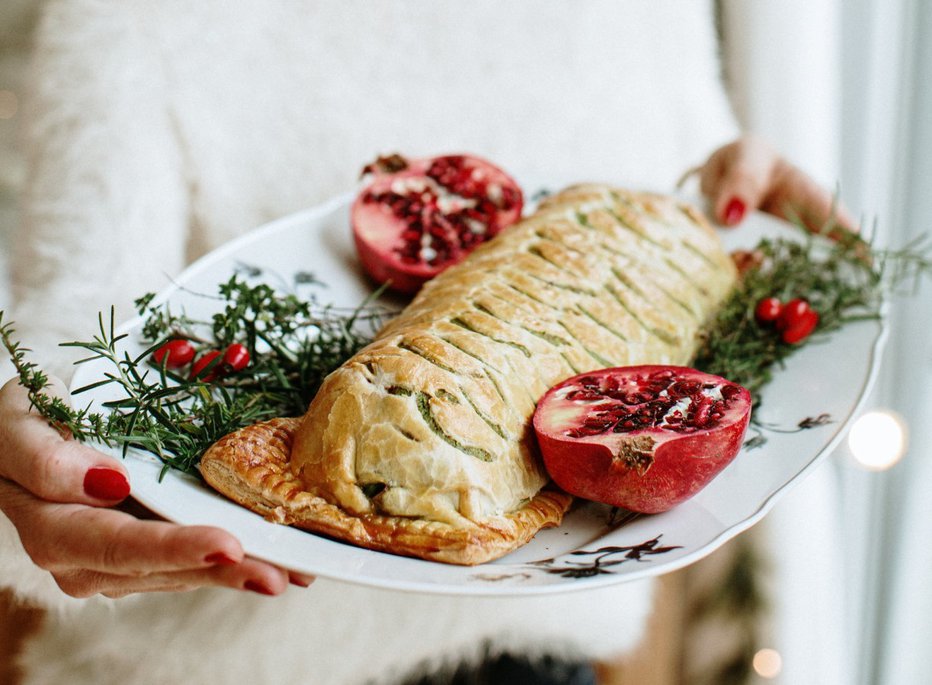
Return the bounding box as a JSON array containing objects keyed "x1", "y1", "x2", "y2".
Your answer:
[
  {"x1": 694, "y1": 225, "x2": 931, "y2": 397},
  {"x1": 1, "y1": 269, "x2": 390, "y2": 476}
]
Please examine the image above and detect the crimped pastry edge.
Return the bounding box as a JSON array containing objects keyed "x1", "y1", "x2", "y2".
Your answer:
[{"x1": 199, "y1": 417, "x2": 572, "y2": 566}]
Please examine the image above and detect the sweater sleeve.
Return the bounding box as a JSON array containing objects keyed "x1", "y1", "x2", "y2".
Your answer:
[
  {"x1": 10, "y1": 0, "x2": 189, "y2": 381},
  {"x1": 2, "y1": 0, "x2": 189, "y2": 609}
]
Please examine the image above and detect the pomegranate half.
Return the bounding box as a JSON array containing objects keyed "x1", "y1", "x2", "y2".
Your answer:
[
  {"x1": 351, "y1": 153, "x2": 523, "y2": 293},
  {"x1": 533, "y1": 365, "x2": 752, "y2": 514}
]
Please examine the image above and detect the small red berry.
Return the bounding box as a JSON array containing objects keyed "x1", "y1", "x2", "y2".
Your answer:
[
  {"x1": 222, "y1": 343, "x2": 250, "y2": 372},
  {"x1": 781, "y1": 308, "x2": 819, "y2": 344},
  {"x1": 152, "y1": 339, "x2": 196, "y2": 368},
  {"x1": 776, "y1": 298, "x2": 813, "y2": 332},
  {"x1": 754, "y1": 297, "x2": 783, "y2": 324},
  {"x1": 191, "y1": 350, "x2": 222, "y2": 380}
]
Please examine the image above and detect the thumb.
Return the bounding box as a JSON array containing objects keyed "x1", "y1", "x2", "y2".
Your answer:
[
  {"x1": 700, "y1": 136, "x2": 780, "y2": 227},
  {"x1": 0, "y1": 378, "x2": 131, "y2": 505}
]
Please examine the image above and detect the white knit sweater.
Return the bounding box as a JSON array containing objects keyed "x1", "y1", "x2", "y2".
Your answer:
[{"x1": 2, "y1": 1, "x2": 738, "y2": 683}]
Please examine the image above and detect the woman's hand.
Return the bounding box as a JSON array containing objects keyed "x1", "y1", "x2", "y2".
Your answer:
[
  {"x1": 691, "y1": 135, "x2": 857, "y2": 233},
  {"x1": 0, "y1": 378, "x2": 313, "y2": 599}
]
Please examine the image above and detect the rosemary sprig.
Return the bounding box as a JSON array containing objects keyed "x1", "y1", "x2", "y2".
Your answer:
[
  {"x1": 694, "y1": 225, "x2": 931, "y2": 397},
  {"x1": 62, "y1": 308, "x2": 283, "y2": 472},
  {"x1": 134, "y1": 270, "x2": 388, "y2": 416},
  {"x1": 0, "y1": 313, "x2": 109, "y2": 439},
  {"x1": 1, "y1": 269, "x2": 391, "y2": 476}
]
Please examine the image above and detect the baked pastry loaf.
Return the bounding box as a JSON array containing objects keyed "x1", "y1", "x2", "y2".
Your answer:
[{"x1": 200, "y1": 185, "x2": 737, "y2": 564}]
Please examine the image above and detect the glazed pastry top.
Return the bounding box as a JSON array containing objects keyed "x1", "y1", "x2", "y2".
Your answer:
[{"x1": 290, "y1": 185, "x2": 737, "y2": 527}]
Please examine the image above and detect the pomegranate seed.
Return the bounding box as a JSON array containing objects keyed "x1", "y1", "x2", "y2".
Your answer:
[
  {"x1": 781, "y1": 309, "x2": 819, "y2": 344},
  {"x1": 722, "y1": 384, "x2": 741, "y2": 400},
  {"x1": 152, "y1": 339, "x2": 196, "y2": 369},
  {"x1": 775, "y1": 298, "x2": 813, "y2": 332},
  {"x1": 191, "y1": 350, "x2": 222, "y2": 381},
  {"x1": 222, "y1": 343, "x2": 250, "y2": 372},
  {"x1": 755, "y1": 296, "x2": 783, "y2": 324}
]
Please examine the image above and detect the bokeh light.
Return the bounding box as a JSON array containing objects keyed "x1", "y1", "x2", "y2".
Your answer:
[
  {"x1": 848, "y1": 409, "x2": 907, "y2": 471},
  {"x1": 752, "y1": 647, "x2": 783, "y2": 679}
]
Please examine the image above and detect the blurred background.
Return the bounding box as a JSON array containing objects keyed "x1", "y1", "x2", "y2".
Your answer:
[
  {"x1": 0, "y1": 0, "x2": 35, "y2": 315},
  {"x1": 1, "y1": 1, "x2": 930, "y2": 683}
]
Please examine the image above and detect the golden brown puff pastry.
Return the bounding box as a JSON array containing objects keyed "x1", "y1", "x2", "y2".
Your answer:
[{"x1": 199, "y1": 185, "x2": 737, "y2": 565}]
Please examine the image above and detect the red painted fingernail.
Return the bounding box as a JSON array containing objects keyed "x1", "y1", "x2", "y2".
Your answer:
[
  {"x1": 244, "y1": 580, "x2": 276, "y2": 596},
  {"x1": 724, "y1": 197, "x2": 746, "y2": 225},
  {"x1": 289, "y1": 573, "x2": 314, "y2": 588},
  {"x1": 83, "y1": 467, "x2": 131, "y2": 501},
  {"x1": 205, "y1": 552, "x2": 239, "y2": 566}
]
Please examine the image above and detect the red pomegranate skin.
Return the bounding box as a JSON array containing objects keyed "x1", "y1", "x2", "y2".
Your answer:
[
  {"x1": 351, "y1": 154, "x2": 523, "y2": 293},
  {"x1": 532, "y1": 365, "x2": 752, "y2": 514}
]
